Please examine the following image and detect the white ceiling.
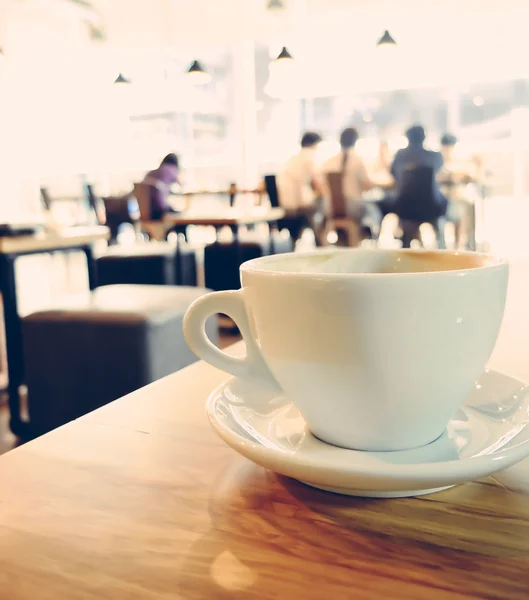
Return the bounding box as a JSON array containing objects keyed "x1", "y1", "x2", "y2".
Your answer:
[
  {"x1": 3, "y1": 0, "x2": 529, "y2": 50},
  {"x1": 2, "y1": 0, "x2": 529, "y2": 90}
]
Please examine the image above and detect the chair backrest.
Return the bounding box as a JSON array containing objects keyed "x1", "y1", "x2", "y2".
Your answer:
[
  {"x1": 264, "y1": 174, "x2": 280, "y2": 208},
  {"x1": 102, "y1": 195, "x2": 133, "y2": 221},
  {"x1": 396, "y1": 165, "x2": 442, "y2": 222},
  {"x1": 40, "y1": 187, "x2": 52, "y2": 211},
  {"x1": 84, "y1": 183, "x2": 106, "y2": 225},
  {"x1": 326, "y1": 172, "x2": 348, "y2": 219},
  {"x1": 133, "y1": 183, "x2": 152, "y2": 221}
]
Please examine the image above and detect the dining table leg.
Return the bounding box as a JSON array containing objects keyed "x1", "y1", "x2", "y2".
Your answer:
[
  {"x1": 0, "y1": 253, "x2": 26, "y2": 436},
  {"x1": 269, "y1": 221, "x2": 278, "y2": 254},
  {"x1": 81, "y1": 245, "x2": 97, "y2": 290},
  {"x1": 229, "y1": 224, "x2": 240, "y2": 245}
]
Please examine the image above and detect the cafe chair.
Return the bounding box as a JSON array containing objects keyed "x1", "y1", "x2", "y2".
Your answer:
[
  {"x1": 40, "y1": 187, "x2": 93, "y2": 226},
  {"x1": 84, "y1": 183, "x2": 107, "y2": 226},
  {"x1": 133, "y1": 182, "x2": 175, "y2": 242},
  {"x1": 324, "y1": 172, "x2": 366, "y2": 247},
  {"x1": 40, "y1": 187, "x2": 53, "y2": 211},
  {"x1": 204, "y1": 229, "x2": 293, "y2": 292},
  {"x1": 101, "y1": 194, "x2": 139, "y2": 244},
  {"x1": 264, "y1": 174, "x2": 325, "y2": 246},
  {"x1": 96, "y1": 240, "x2": 197, "y2": 287},
  {"x1": 394, "y1": 166, "x2": 446, "y2": 249}
]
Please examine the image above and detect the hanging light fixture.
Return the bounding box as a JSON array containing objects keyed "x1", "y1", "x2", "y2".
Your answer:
[
  {"x1": 269, "y1": 46, "x2": 294, "y2": 77},
  {"x1": 267, "y1": 0, "x2": 285, "y2": 10},
  {"x1": 266, "y1": 46, "x2": 297, "y2": 98},
  {"x1": 186, "y1": 60, "x2": 211, "y2": 85},
  {"x1": 272, "y1": 46, "x2": 293, "y2": 63},
  {"x1": 377, "y1": 30, "x2": 397, "y2": 48},
  {"x1": 114, "y1": 73, "x2": 131, "y2": 84}
]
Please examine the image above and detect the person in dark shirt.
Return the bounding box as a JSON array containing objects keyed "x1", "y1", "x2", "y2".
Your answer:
[
  {"x1": 390, "y1": 125, "x2": 447, "y2": 218},
  {"x1": 391, "y1": 126, "x2": 443, "y2": 188},
  {"x1": 142, "y1": 153, "x2": 180, "y2": 220}
]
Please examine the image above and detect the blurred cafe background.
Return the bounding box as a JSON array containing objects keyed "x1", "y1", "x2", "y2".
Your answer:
[{"x1": 0, "y1": 0, "x2": 528, "y2": 444}]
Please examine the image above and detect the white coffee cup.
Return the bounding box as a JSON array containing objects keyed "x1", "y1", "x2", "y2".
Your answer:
[{"x1": 184, "y1": 249, "x2": 508, "y2": 452}]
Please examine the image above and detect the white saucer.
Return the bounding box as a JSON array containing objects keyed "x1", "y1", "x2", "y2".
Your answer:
[{"x1": 206, "y1": 370, "x2": 529, "y2": 498}]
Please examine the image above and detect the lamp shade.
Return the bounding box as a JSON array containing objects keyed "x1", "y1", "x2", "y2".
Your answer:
[
  {"x1": 377, "y1": 30, "x2": 397, "y2": 47},
  {"x1": 267, "y1": 46, "x2": 298, "y2": 98},
  {"x1": 274, "y1": 46, "x2": 293, "y2": 61},
  {"x1": 269, "y1": 46, "x2": 294, "y2": 78},
  {"x1": 186, "y1": 60, "x2": 212, "y2": 85},
  {"x1": 114, "y1": 73, "x2": 130, "y2": 84}
]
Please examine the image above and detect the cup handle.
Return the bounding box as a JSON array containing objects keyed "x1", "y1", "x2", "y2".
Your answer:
[{"x1": 184, "y1": 290, "x2": 280, "y2": 390}]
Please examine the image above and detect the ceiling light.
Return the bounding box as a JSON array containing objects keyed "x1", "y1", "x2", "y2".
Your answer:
[
  {"x1": 186, "y1": 60, "x2": 212, "y2": 85},
  {"x1": 114, "y1": 73, "x2": 130, "y2": 84},
  {"x1": 273, "y1": 46, "x2": 293, "y2": 62},
  {"x1": 269, "y1": 46, "x2": 294, "y2": 78},
  {"x1": 266, "y1": 47, "x2": 298, "y2": 98},
  {"x1": 377, "y1": 30, "x2": 397, "y2": 48}
]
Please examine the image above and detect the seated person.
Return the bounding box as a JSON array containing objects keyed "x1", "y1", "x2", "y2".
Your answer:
[
  {"x1": 388, "y1": 125, "x2": 447, "y2": 221},
  {"x1": 142, "y1": 153, "x2": 180, "y2": 221},
  {"x1": 438, "y1": 133, "x2": 478, "y2": 249},
  {"x1": 439, "y1": 134, "x2": 475, "y2": 184},
  {"x1": 321, "y1": 127, "x2": 376, "y2": 216},
  {"x1": 276, "y1": 132, "x2": 326, "y2": 244}
]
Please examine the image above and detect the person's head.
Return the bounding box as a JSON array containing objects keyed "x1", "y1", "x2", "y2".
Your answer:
[
  {"x1": 441, "y1": 133, "x2": 457, "y2": 148},
  {"x1": 406, "y1": 125, "x2": 426, "y2": 146},
  {"x1": 300, "y1": 131, "x2": 322, "y2": 149},
  {"x1": 161, "y1": 153, "x2": 179, "y2": 168},
  {"x1": 440, "y1": 133, "x2": 457, "y2": 161},
  {"x1": 339, "y1": 127, "x2": 359, "y2": 150}
]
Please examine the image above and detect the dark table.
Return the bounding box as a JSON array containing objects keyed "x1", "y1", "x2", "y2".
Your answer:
[{"x1": 0, "y1": 225, "x2": 109, "y2": 436}]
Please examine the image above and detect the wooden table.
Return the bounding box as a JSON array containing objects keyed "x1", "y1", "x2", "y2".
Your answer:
[
  {"x1": 0, "y1": 226, "x2": 109, "y2": 436},
  {"x1": 1, "y1": 261, "x2": 529, "y2": 598},
  {"x1": 176, "y1": 187, "x2": 263, "y2": 202},
  {"x1": 163, "y1": 207, "x2": 285, "y2": 248},
  {"x1": 163, "y1": 207, "x2": 284, "y2": 228}
]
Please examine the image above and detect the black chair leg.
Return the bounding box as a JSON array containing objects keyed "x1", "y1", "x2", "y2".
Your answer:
[
  {"x1": 399, "y1": 220, "x2": 420, "y2": 248},
  {"x1": 431, "y1": 218, "x2": 446, "y2": 249}
]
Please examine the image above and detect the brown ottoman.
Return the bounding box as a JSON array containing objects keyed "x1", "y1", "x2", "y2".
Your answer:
[{"x1": 23, "y1": 284, "x2": 215, "y2": 435}]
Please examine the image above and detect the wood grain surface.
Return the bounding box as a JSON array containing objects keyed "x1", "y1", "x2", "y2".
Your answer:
[
  {"x1": 162, "y1": 208, "x2": 284, "y2": 227},
  {"x1": 1, "y1": 263, "x2": 529, "y2": 598},
  {"x1": 0, "y1": 226, "x2": 109, "y2": 253}
]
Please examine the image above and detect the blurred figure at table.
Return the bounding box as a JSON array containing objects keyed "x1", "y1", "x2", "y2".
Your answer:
[
  {"x1": 142, "y1": 153, "x2": 181, "y2": 220},
  {"x1": 438, "y1": 133, "x2": 479, "y2": 249},
  {"x1": 276, "y1": 132, "x2": 326, "y2": 245},
  {"x1": 321, "y1": 127, "x2": 382, "y2": 238},
  {"x1": 387, "y1": 125, "x2": 447, "y2": 218}
]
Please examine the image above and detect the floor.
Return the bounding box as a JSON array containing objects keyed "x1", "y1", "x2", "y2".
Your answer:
[{"x1": 0, "y1": 195, "x2": 524, "y2": 456}]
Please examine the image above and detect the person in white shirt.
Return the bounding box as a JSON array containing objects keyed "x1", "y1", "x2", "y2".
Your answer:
[
  {"x1": 276, "y1": 132, "x2": 326, "y2": 245},
  {"x1": 321, "y1": 128, "x2": 375, "y2": 214},
  {"x1": 321, "y1": 128, "x2": 382, "y2": 238}
]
